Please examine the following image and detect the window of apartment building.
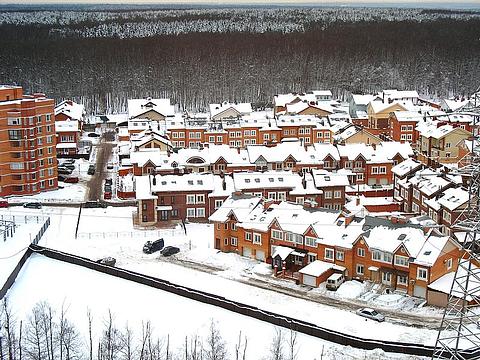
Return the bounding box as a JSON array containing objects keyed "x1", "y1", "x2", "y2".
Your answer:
[
  {"x1": 7, "y1": 117, "x2": 21, "y2": 125},
  {"x1": 47, "y1": 168, "x2": 54, "y2": 176},
  {"x1": 295, "y1": 197, "x2": 305, "y2": 205},
  {"x1": 334, "y1": 190, "x2": 342, "y2": 199},
  {"x1": 356, "y1": 264, "x2": 364, "y2": 275},
  {"x1": 39, "y1": 169, "x2": 45, "y2": 178},
  {"x1": 325, "y1": 248, "x2": 334, "y2": 260},
  {"x1": 231, "y1": 237, "x2": 238, "y2": 246},
  {"x1": 308, "y1": 253, "x2": 317, "y2": 263},
  {"x1": 345, "y1": 161, "x2": 353, "y2": 169},
  {"x1": 324, "y1": 191, "x2": 332, "y2": 199},
  {"x1": 401, "y1": 125, "x2": 408, "y2": 132},
  {"x1": 356, "y1": 173, "x2": 364, "y2": 181},
  {"x1": 10, "y1": 162, "x2": 24, "y2": 170},
  {"x1": 324, "y1": 132, "x2": 330, "y2": 138},
  {"x1": 37, "y1": 126, "x2": 43, "y2": 134},
  {"x1": 268, "y1": 192, "x2": 276, "y2": 200},
  {"x1": 224, "y1": 238, "x2": 228, "y2": 245},
  {"x1": 446, "y1": 142, "x2": 451, "y2": 148},
  {"x1": 336, "y1": 250, "x2": 345, "y2": 261},
  {"x1": 40, "y1": 181, "x2": 45, "y2": 189},
  {"x1": 278, "y1": 192, "x2": 286, "y2": 201},
  {"x1": 223, "y1": 223, "x2": 229, "y2": 230},
  {"x1": 251, "y1": 130, "x2": 256, "y2": 136},
  {"x1": 305, "y1": 137, "x2": 311, "y2": 144},
  {"x1": 294, "y1": 233, "x2": 303, "y2": 245},
  {"x1": 244, "y1": 130, "x2": 251, "y2": 136},
  {"x1": 446, "y1": 258, "x2": 453, "y2": 270},
  {"x1": 178, "y1": 141, "x2": 185, "y2": 147},
  {"x1": 215, "y1": 136, "x2": 222, "y2": 142},
  {"x1": 394, "y1": 255, "x2": 409, "y2": 267},
  {"x1": 407, "y1": 125, "x2": 413, "y2": 131},
  {"x1": 316, "y1": 131, "x2": 323, "y2": 138},
  {"x1": 305, "y1": 236, "x2": 316, "y2": 247},
  {"x1": 379, "y1": 166, "x2": 386, "y2": 174},
  {"x1": 371, "y1": 167, "x2": 378, "y2": 174},
  {"x1": 253, "y1": 233, "x2": 262, "y2": 245},
  {"x1": 397, "y1": 275, "x2": 408, "y2": 286},
  {"x1": 271, "y1": 229, "x2": 283, "y2": 240},
  {"x1": 209, "y1": 136, "x2": 215, "y2": 143},
  {"x1": 38, "y1": 148, "x2": 44, "y2": 156},
  {"x1": 196, "y1": 208, "x2": 205, "y2": 218},
  {"x1": 48, "y1": 179, "x2": 54, "y2": 186},
  {"x1": 285, "y1": 232, "x2": 293, "y2": 242},
  {"x1": 186, "y1": 195, "x2": 196, "y2": 204},
  {"x1": 417, "y1": 268, "x2": 428, "y2": 281},
  {"x1": 46, "y1": 114, "x2": 51, "y2": 122},
  {"x1": 412, "y1": 202, "x2": 420, "y2": 213},
  {"x1": 187, "y1": 208, "x2": 196, "y2": 218},
  {"x1": 196, "y1": 194, "x2": 205, "y2": 204},
  {"x1": 231, "y1": 222, "x2": 237, "y2": 231},
  {"x1": 245, "y1": 232, "x2": 252, "y2": 241},
  {"x1": 357, "y1": 247, "x2": 365, "y2": 257},
  {"x1": 443, "y1": 210, "x2": 452, "y2": 223},
  {"x1": 413, "y1": 189, "x2": 420, "y2": 200},
  {"x1": 172, "y1": 209, "x2": 178, "y2": 218},
  {"x1": 47, "y1": 147, "x2": 52, "y2": 154},
  {"x1": 263, "y1": 133, "x2": 270, "y2": 141},
  {"x1": 214, "y1": 199, "x2": 223, "y2": 209}
]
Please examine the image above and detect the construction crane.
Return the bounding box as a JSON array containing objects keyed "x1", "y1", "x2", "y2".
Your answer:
[{"x1": 433, "y1": 89, "x2": 480, "y2": 359}]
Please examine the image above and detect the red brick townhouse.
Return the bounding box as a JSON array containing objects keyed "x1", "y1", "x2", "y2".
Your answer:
[
  {"x1": 127, "y1": 98, "x2": 175, "y2": 137},
  {"x1": 134, "y1": 172, "x2": 234, "y2": 225},
  {"x1": 0, "y1": 85, "x2": 57, "y2": 196},
  {"x1": 311, "y1": 169, "x2": 350, "y2": 210},
  {"x1": 392, "y1": 158, "x2": 424, "y2": 213},
  {"x1": 210, "y1": 197, "x2": 463, "y2": 303}
]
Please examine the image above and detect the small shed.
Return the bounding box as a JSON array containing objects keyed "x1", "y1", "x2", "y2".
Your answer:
[{"x1": 299, "y1": 260, "x2": 346, "y2": 287}]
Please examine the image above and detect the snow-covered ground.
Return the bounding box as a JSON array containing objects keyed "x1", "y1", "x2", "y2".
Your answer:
[
  {"x1": 0, "y1": 206, "x2": 443, "y2": 356},
  {"x1": 7, "y1": 254, "x2": 428, "y2": 360}
]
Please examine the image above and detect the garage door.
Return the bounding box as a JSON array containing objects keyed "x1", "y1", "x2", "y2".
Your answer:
[
  {"x1": 303, "y1": 275, "x2": 317, "y2": 287},
  {"x1": 413, "y1": 285, "x2": 427, "y2": 299},
  {"x1": 243, "y1": 247, "x2": 252, "y2": 258},
  {"x1": 255, "y1": 250, "x2": 265, "y2": 261}
]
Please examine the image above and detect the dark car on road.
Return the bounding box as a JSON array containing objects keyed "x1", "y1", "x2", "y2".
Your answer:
[
  {"x1": 83, "y1": 201, "x2": 107, "y2": 209},
  {"x1": 96, "y1": 257, "x2": 116, "y2": 266},
  {"x1": 64, "y1": 177, "x2": 79, "y2": 183},
  {"x1": 58, "y1": 167, "x2": 73, "y2": 175},
  {"x1": 143, "y1": 238, "x2": 165, "y2": 254},
  {"x1": 23, "y1": 202, "x2": 42, "y2": 209},
  {"x1": 87, "y1": 165, "x2": 96, "y2": 175},
  {"x1": 160, "y1": 246, "x2": 180, "y2": 257},
  {"x1": 87, "y1": 132, "x2": 100, "y2": 138},
  {"x1": 0, "y1": 200, "x2": 9, "y2": 208}
]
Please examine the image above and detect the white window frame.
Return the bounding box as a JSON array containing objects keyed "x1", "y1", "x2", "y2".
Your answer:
[
  {"x1": 253, "y1": 233, "x2": 262, "y2": 245},
  {"x1": 336, "y1": 250, "x2": 344, "y2": 261},
  {"x1": 271, "y1": 229, "x2": 283, "y2": 240},
  {"x1": 325, "y1": 248, "x2": 334, "y2": 260},
  {"x1": 187, "y1": 208, "x2": 196, "y2": 218},
  {"x1": 417, "y1": 267, "x2": 428, "y2": 281},
  {"x1": 357, "y1": 247, "x2": 365, "y2": 257},
  {"x1": 196, "y1": 208, "x2": 205, "y2": 218},
  {"x1": 305, "y1": 236, "x2": 316, "y2": 247},
  {"x1": 394, "y1": 255, "x2": 409, "y2": 267},
  {"x1": 186, "y1": 195, "x2": 196, "y2": 204}
]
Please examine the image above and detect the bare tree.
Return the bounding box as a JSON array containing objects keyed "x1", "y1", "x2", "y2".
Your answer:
[
  {"x1": 269, "y1": 328, "x2": 284, "y2": 360},
  {"x1": 98, "y1": 310, "x2": 123, "y2": 360},
  {"x1": 2, "y1": 298, "x2": 18, "y2": 360},
  {"x1": 203, "y1": 320, "x2": 227, "y2": 360},
  {"x1": 287, "y1": 329, "x2": 298, "y2": 360},
  {"x1": 120, "y1": 323, "x2": 135, "y2": 360},
  {"x1": 61, "y1": 319, "x2": 82, "y2": 360},
  {"x1": 87, "y1": 309, "x2": 93, "y2": 360},
  {"x1": 234, "y1": 331, "x2": 247, "y2": 360}
]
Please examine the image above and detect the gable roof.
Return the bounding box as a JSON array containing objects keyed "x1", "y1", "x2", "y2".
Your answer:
[{"x1": 128, "y1": 98, "x2": 175, "y2": 119}]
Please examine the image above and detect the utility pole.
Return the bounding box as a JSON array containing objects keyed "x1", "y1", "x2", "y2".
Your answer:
[{"x1": 433, "y1": 90, "x2": 480, "y2": 359}]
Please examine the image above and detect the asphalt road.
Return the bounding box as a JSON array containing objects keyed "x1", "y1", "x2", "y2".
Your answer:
[{"x1": 86, "y1": 132, "x2": 115, "y2": 201}]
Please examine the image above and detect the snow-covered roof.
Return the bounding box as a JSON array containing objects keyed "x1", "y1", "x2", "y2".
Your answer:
[
  {"x1": 437, "y1": 187, "x2": 469, "y2": 211},
  {"x1": 233, "y1": 171, "x2": 306, "y2": 192},
  {"x1": 299, "y1": 260, "x2": 345, "y2": 277},
  {"x1": 392, "y1": 111, "x2": 424, "y2": 122},
  {"x1": 274, "y1": 93, "x2": 316, "y2": 107},
  {"x1": 378, "y1": 90, "x2": 419, "y2": 101},
  {"x1": 55, "y1": 100, "x2": 84, "y2": 121},
  {"x1": 418, "y1": 123, "x2": 457, "y2": 139},
  {"x1": 392, "y1": 158, "x2": 423, "y2": 177},
  {"x1": 362, "y1": 226, "x2": 426, "y2": 257},
  {"x1": 135, "y1": 173, "x2": 215, "y2": 200},
  {"x1": 428, "y1": 262, "x2": 480, "y2": 301},
  {"x1": 208, "y1": 194, "x2": 262, "y2": 223},
  {"x1": 247, "y1": 140, "x2": 322, "y2": 164},
  {"x1": 337, "y1": 144, "x2": 374, "y2": 161},
  {"x1": 132, "y1": 129, "x2": 172, "y2": 148},
  {"x1": 368, "y1": 100, "x2": 412, "y2": 114},
  {"x1": 351, "y1": 94, "x2": 375, "y2": 106},
  {"x1": 55, "y1": 119, "x2": 80, "y2": 132},
  {"x1": 128, "y1": 98, "x2": 175, "y2": 119},
  {"x1": 409, "y1": 170, "x2": 452, "y2": 197},
  {"x1": 177, "y1": 144, "x2": 250, "y2": 167},
  {"x1": 312, "y1": 169, "x2": 350, "y2": 187},
  {"x1": 414, "y1": 236, "x2": 450, "y2": 267},
  {"x1": 378, "y1": 141, "x2": 414, "y2": 160},
  {"x1": 286, "y1": 101, "x2": 334, "y2": 115},
  {"x1": 272, "y1": 245, "x2": 295, "y2": 260},
  {"x1": 209, "y1": 102, "x2": 252, "y2": 119}
]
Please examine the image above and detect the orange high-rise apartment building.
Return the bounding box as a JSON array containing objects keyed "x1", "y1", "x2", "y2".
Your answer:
[{"x1": 0, "y1": 85, "x2": 57, "y2": 197}]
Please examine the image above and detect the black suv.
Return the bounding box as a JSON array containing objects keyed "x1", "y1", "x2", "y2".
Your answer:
[
  {"x1": 87, "y1": 165, "x2": 96, "y2": 175},
  {"x1": 160, "y1": 246, "x2": 180, "y2": 257},
  {"x1": 83, "y1": 201, "x2": 107, "y2": 208},
  {"x1": 96, "y1": 257, "x2": 116, "y2": 266},
  {"x1": 23, "y1": 202, "x2": 42, "y2": 209},
  {"x1": 143, "y1": 238, "x2": 165, "y2": 254}
]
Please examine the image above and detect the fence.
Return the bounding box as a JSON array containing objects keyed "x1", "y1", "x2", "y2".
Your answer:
[
  {"x1": 76, "y1": 228, "x2": 183, "y2": 240},
  {"x1": 27, "y1": 244, "x2": 479, "y2": 359}
]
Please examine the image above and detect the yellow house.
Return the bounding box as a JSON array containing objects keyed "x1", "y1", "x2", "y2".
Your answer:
[{"x1": 366, "y1": 101, "x2": 409, "y2": 135}]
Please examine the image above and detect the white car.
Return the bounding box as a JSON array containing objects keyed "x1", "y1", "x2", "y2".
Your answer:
[{"x1": 356, "y1": 308, "x2": 385, "y2": 322}]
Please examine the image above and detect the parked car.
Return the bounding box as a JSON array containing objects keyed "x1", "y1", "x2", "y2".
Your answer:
[
  {"x1": 160, "y1": 246, "x2": 180, "y2": 257},
  {"x1": 105, "y1": 178, "x2": 113, "y2": 185},
  {"x1": 0, "y1": 200, "x2": 9, "y2": 208},
  {"x1": 61, "y1": 164, "x2": 75, "y2": 171},
  {"x1": 58, "y1": 175, "x2": 67, "y2": 182},
  {"x1": 23, "y1": 202, "x2": 42, "y2": 209},
  {"x1": 62, "y1": 158, "x2": 75, "y2": 165},
  {"x1": 143, "y1": 238, "x2": 165, "y2": 254},
  {"x1": 107, "y1": 163, "x2": 114, "y2": 170},
  {"x1": 64, "y1": 177, "x2": 79, "y2": 183},
  {"x1": 356, "y1": 308, "x2": 385, "y2": 322},
  {"x1": 83, "y1": 201, "x2": 107, "y2": 209},
  {"x1": 87, "y1": 165, "x2": 96, "y2": 175},
  {"x1": 103, "y1": 191, "x2": 112, "y2": 200},
  {"x1": 96, "y1": 257, "x2": 116, "y2": 266},
  {"x1": 58, "y1": 167, "x2": 73, "y2": 175},
  {"x1": 326, "y1": 273, "x2": 345, "y2": 291},
  {"x1": 87, "y1": 132, "x2": 100, "y2": 138},
  {"x1": 104, "y1": 185, "x2": 112, "y2": 193}
]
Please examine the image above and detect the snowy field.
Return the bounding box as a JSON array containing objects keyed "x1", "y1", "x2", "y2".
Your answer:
[
  {"x1": 6, "y1": 254, "x2": 428, "y2": 360},
  {"x1": 0, "y1": 206, "x2": 443, "y2": 349}
]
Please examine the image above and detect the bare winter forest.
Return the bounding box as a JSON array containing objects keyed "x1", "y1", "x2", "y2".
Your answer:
[{"x1": 0, "y1": 5, "x2": 479, "y2": 114}]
